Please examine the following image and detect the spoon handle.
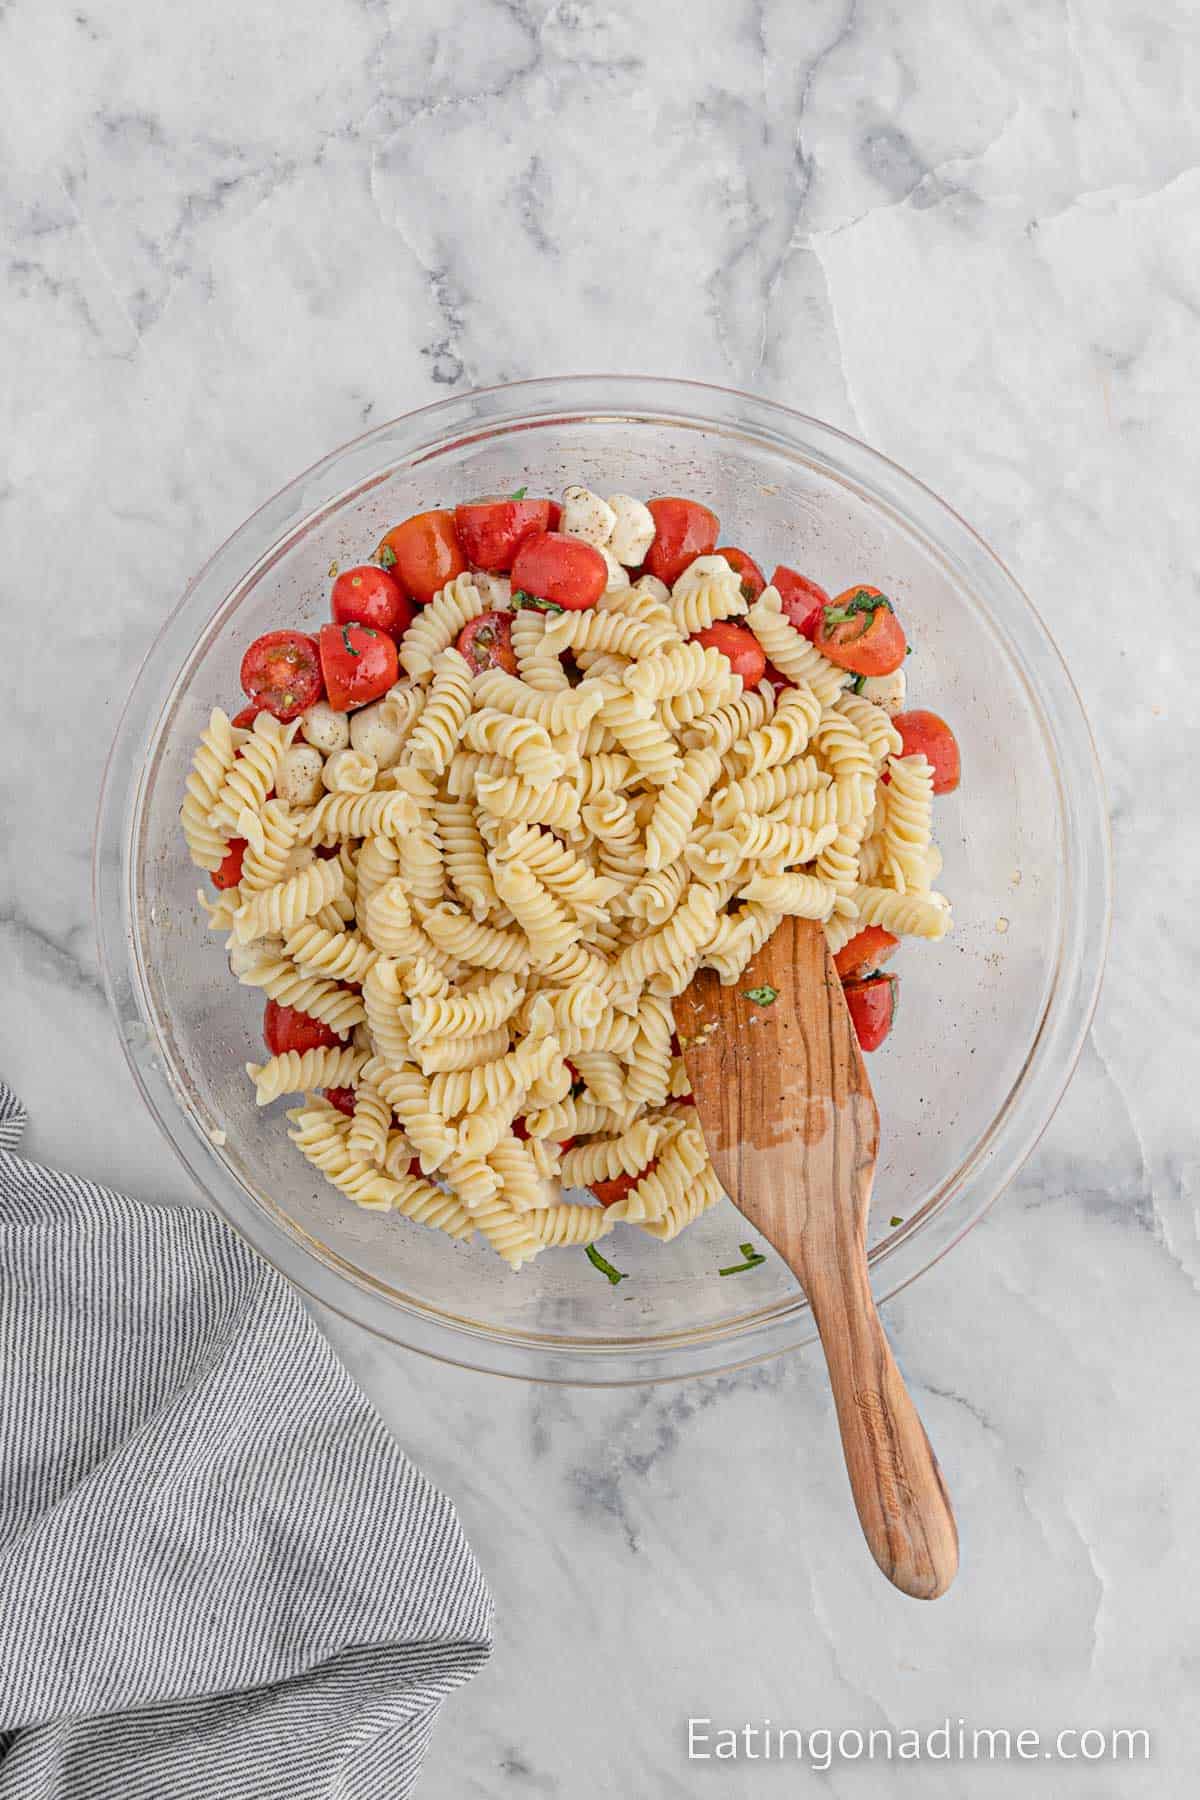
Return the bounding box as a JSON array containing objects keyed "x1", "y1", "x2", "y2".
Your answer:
[{"x1": 805, "y1": 1256, "x2": 959, "y2": 1599}]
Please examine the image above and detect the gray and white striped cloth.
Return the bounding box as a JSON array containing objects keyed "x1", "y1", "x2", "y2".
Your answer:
[{"x1": 0, "y1": 1082, "x2": 492, "y2": 1798}]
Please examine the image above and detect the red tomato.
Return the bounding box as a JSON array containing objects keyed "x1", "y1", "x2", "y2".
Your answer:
[
  {"x1": 456, "y1": 610, "x2": 519, "y2": 674},
  {"x1": 893, "y1": 710, "x2": 961, "y2": 795},
  {"x1": 325, "y1": 1086, "x2": 357, "y2": 1117},
  {"x1": 263, "y1": 1000, "x2": 342, "y2": 1055},
  {"x1": 772, "y1": 566, "x2": 829, "y2": 640},
  {"x1": 239, "y1": 630, "x2": 324, "y2": 722},
  {"x1": 814, "y1": 585, "x2": 907, "y2": 677},
  {"x1": 834, "y1": 926, "x2": 900, "y2": 982},
  {"x1": 843, "y1": 973, "x2": 899, "y2": 1053},
  {"x1": 318, "y1": 620, "x2": 399, "y2": 712},
  {"x1": 511, "y1": 531, "x2": 606, "y2": 611},
  {"x1": 454, "y1": 496, "x2": 552, "y2": 571},
  {"x1": 211, "y1": 838, "x2": 246, "y2": 890},
  {"x1": 546, "y1": 501, "x2": 562, "y2": 531},
  {"x1": 230, "y1": 704, "x2": 259, "y2": 729},
  {"x1": 331, "y1": 564, "x2": 414, "y2": 638},
  {"x1": 591, "y1": 1160, "x2": 658, "y2": 1207},
  {"x1": 716, "y1": 545, "x2": 766, "y2": 601},
  {"x1": 763, "y1": 662, "x2": 793, "y2": 696},
  {"x1": 691, "y1": 621, "x2": 767, "y2": 688},
  {"x1": 376, "y1": 510, "x2": 466, "y2": 604},
  {"x1": 643, "y1": 498, "x2": 719, "y2": 587}
]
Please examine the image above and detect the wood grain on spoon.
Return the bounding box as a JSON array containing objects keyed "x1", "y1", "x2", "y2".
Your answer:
[{"x1": 673, "y1": 914, "x2": 958, "y2": 1600}]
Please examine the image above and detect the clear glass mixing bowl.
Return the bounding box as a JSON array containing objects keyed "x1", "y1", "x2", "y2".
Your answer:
[{"x1": 95, "y1": 377, "x2": 1110, "y2": 1383}]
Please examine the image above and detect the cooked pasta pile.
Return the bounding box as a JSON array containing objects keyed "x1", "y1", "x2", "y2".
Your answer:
[{"x1": 183, "y1": 497, "x2": 952, "y2": 1269}]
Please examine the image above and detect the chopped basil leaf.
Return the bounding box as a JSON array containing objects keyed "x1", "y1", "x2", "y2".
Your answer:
[
  {"x1": 823, "y1": 590, "x2": 891, "y2": 627},
  {"x1": 585, "y1": 1245, "x2": 627, "y2": 1286},
  {"x1": 512, "y1": 588, "x2": 564, "y2": 614},
  {"x1": 510, "y1": 485, "x2": 528, "y2": 500},
  {"x1": 341, "y1": 625, "x2": 361, "y2": 657},
  {"x1": 743, "y1": 985, "x2": 778, "y2": 1006},
  {"x1": 719, "y1": 1242, "x2": 767, "y2": 1276},
  {"x1": 890, "y1": 1215, "x2": 904, "y2": 1227},
  {"x1": 850, "y1": 673, "x2": 866, "y2": 693},
  {"x1": 377, "y1": 544, "x2": 397, "y2": 569},
  {"x1": 906, "y1": 643, "x2": 914, "y2": 655}
]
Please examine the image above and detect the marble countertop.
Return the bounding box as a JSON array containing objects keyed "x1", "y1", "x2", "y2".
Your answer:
[{"x1": 3, "y1": 1, "x2": 1197, "y2": 1792}]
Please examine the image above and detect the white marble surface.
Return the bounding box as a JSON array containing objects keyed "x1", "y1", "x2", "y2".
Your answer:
[{"x1": 2, "y1": 0, "x2": 1198, "y2": 1792}]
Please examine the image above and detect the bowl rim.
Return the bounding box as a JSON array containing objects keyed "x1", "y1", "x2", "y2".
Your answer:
[{"x1": 94, "y1": 374, "x2": 1111, "y2": 1384}]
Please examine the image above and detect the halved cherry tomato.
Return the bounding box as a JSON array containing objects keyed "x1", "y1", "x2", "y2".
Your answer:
[
  {"x1": 376, "y1": 510, "x2": 466, "y2": 604},
  {"x1": 814, "y1": 585, "x2": 907, "y2": 677},
  {"x1": 454, "y1": 496, "x2": 552, "y2": 571},
  {"x1": 591, "y1": 1160, "x2": 658, "y2": 1207},
  {"x1": 231, "y1": 704, "x2": 260, "y2": 729},
  {"x1": 691, "y1": 621, "x2": 767, "y2": 688},
  {"x1": 318, "y1": 620, "x2": 398, "y2": 712},
  {"x1": 325, "y1": 1086, "x2": 357, "y2": 1117},
  {"x1": 772, "y1": 566, "x2": 829, "y2": 640},
  {"x1": 239, "y1": 630, "x2": 324, "y2": 722},
  {"x1": 546, "y1": 501, "x2": 562, "y2": 531},
  {"x1": 643, "y1": 498, "x2": 719, "y2": 587},
  {"x1": 331, "y1": 564, "x2": 414, "y2": 638},
  {"x1": 511, "y1": 531, "x2": 606, "y2": 611},
  {"x1": 893, "y1": 710, "x2": 961, "y2": 795},
  {"x1": 211, "y1": 838, "x2": 246, "y2": 890},
  {"x1": 456, "y1": 610, "x2": 518, "y2": 674},
  {"x1": 716, "y1": 545, "x2": 766, "y2": 602},
  {"x1": 843, "y1": 973, "x2": 898, "y2": 1053},
  {"x1": 264, "y1": 1000, "x2": 342, "y2": 1056},
  {"x1": 834, "y1": 926, "x2": 899, "y2": 982}
]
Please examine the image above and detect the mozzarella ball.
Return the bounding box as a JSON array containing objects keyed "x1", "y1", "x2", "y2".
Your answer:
[
  {"x1": 859, "y1": 668, "x2": 907, "y2": 716},
  {"x1": 598, "y1": 546, "x2": 630, "y2": 593},
  {"x1": 606, "y1": 494, "x2": 656, "y2": 565},
  {"x1": 275, "y1": 744, "x2": 325, "y2": 806},
  {"x1": 631, "y1": 573, "x2": 671, "y2": 605},
  {"x1": 300, "y1": 700, "x2": 351, "y2": 753},
  {"x1": 560, "y1": 485, "x2": 616, "y2": 547},
  {"x1": 350, "y1": 697, "x2": 409, "y2": 768}
]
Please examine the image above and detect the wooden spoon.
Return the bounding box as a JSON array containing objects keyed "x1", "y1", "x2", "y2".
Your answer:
[{"x1": 673, "y1": 914, "x2": 958, "y2": 1599}]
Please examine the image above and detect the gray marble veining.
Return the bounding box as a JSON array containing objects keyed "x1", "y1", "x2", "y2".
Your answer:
[{"x1": 3, "y1": 1, "x2": 1198, "y2": 1793}]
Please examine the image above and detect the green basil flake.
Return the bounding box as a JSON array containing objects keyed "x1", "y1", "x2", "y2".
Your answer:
[
  {"x1": 850, "y1": 673, "x2": 866, "y2": 693},
  {"x1": 719, "y1": 1243, "x2": 767, "y2": 1277},
  {"x1": 510, "y1": 485, "x2": 528, "y2": 500},
  {"x1": 585, "y1": 1245, "x2": 627, "y2": 1286},
  {"x1": 890, "y1": 1215, "x2": 904, "y2": 1227},
  {"x1": 906, "y1": 643, "x2": 915, "y2": 655},
  {"x1": 341, "y1": 624, "x2": 361, "y2": 657},
  {"x1": 328, "y1": 559, "x2": 339, "y2": 578},
  {"x1": 377, "y1": 544, "x2": 397, "y2": 569},
  {"x1": 512, "y1": 588, "x2": 564, "y2": 614},
  {"x1": 743, "y1": 985, "x2": 778, "y2": 1006}
]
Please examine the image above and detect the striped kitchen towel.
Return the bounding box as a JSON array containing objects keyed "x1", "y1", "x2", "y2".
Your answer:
[{"x1": 0, "y1": 1082, "x2": 492, "y2": 1798}]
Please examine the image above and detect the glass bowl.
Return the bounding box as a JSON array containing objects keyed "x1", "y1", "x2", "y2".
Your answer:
[{"x1": 95, "y1": 377, "x2": 1110, "y2": 1384}]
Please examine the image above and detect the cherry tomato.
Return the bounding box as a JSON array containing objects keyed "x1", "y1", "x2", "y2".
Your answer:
[
  {"x1": 211, "y1": 838, "x2": 246, "y2": 890},
  {"x1": 772, "y1": 566, "x2": 829, "y2": 640},
  {"x1": 239, "y1": 630, "x2": 324, "y2": 722},
  {"x1": 843, "y1": 973, "x2": 898, "y2": 1053},
  {"x1": 511, "y1": 531, "x2": 607, "y2": 611},
  {"x1": 231, "y1": 704, "x2": 260, "y2": 729},
  {"x1": 318, "y1": 620, "x2": 399, "y2": 712},
  {"x1": 690, "y1": 621, "x2": 767, "y2": 688},
  {"x1": 331, "y1": 564, "x2": 414, "y2": 638},
  {"x1": 263, "y1": 1000, "x2": 342, "y2": 1056},
  {"x1": 716, "y1": 545, "x2": 766, "y2": 602},
  {"x1": 763, "y1": 662, "x2": 793, "y2": 696},
  {"x1": 376, "y1": 510, "x2": 466, "y2": 604},
  {"x1": 893, "y1": 710, "x2": 961, "y2": 795},
  {"x1": 590, "y1": 1160, "x2": 658, "y2": 1207},
  {"x1": 814, "y1": 585, "x2": 907, "y2": 677},
  {"x1": 325, "y1": 1086, "x2": 357, "y2": 1117},
  {"x1": 643, "y1": 498, "x2": 719, "y2": 587},
  {"x1": 834, "y1": 926, "x2": 900, "y2": 982},
  {"x1": 456, "y1": 610, "x2": 519, "y2": 674},
  {"x1": 546, "y1": 501, "x2": 562, "y2": 531},
  {"x1": 454, "y1": 496, "x2": 553, "y2": 571}
]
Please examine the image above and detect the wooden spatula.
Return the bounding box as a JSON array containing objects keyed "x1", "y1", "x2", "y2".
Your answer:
[{"x1": 673, "y1": 914, "x2": 958, "y2": 1599}]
